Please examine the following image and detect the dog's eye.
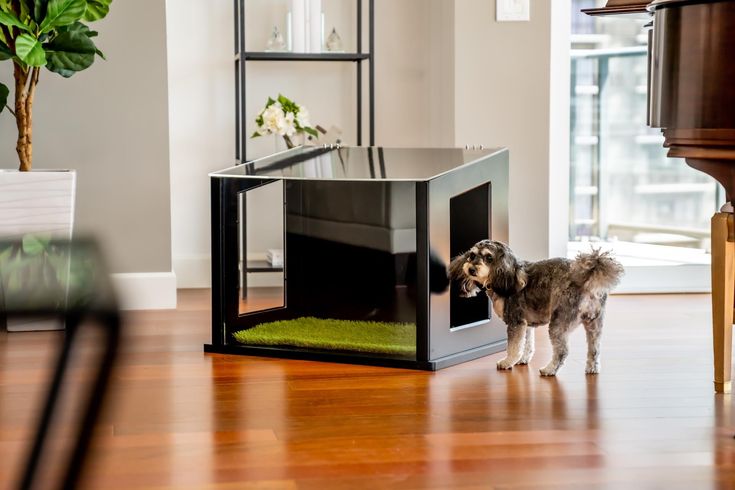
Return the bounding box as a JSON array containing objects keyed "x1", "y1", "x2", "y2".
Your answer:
[
  {"x1": 485, "y1": 254, "x2": 493, "y2": 262},
  {"x1": 468, "y1": 252, "x2": 476, "y2": 260}
]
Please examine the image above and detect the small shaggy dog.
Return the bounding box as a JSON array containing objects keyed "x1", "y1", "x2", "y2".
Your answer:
[{"x1": 449, "y1": 240, "x2": 623, "y2": 376}]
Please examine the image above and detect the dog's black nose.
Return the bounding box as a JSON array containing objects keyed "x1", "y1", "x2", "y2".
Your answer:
[{"x1": 468, "y1": 267, "x2": 476, "y2": 275}]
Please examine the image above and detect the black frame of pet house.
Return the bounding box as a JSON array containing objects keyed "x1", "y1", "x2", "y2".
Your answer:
[
  {"x1": 205, "y1": 146, "x2": 511, "y2": 370},
  {"x1": 235, "y1": 0, "x2": 376, "y2": 163}
]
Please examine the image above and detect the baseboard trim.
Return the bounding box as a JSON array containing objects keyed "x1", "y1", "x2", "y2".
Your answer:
[{"x1": 111, "y1": 272, "x2": 177, "y2": 310}]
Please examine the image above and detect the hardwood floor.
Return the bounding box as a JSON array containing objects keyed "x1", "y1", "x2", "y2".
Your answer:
[{"x1": 2, "y1": 291, "x2": 735, "y2": 489}]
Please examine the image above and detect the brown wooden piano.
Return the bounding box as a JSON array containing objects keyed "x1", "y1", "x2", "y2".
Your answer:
[{"x1": 586, "y1": 0, "x2": 735, "y2": 393}]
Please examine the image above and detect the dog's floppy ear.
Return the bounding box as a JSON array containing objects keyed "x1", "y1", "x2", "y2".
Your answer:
[
  {"x1": 491, "y1": 256, "x2": 527, "y2": 297},
  {"x1": 448, "y1": 253, "x2": 480, "y2": 298}
]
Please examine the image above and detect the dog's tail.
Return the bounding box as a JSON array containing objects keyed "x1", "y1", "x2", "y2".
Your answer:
[{"x1": 570, "y1": 249, "x2": 624, "y2": 293}]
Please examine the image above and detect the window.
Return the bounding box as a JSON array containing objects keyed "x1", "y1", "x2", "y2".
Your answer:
[{"x1": 568, "y1": 1, "x2": 720, "y2": 290}]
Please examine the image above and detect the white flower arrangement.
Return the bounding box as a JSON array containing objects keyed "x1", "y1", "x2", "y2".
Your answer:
[{"x1": 251, "y1": 94, "x2": 319, "y2": 148}]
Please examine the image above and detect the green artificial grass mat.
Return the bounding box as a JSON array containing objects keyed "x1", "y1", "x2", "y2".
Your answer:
[{"x1": 233, "y1": 317, "x2": 416, "y2": 356}]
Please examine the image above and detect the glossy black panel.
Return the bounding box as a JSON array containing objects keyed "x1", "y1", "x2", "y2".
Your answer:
[
  {"x1": 427, "y1": 151, "x2": 509, "y2": 361},
  {"x1": 283, "y1": 180, "x2": 418, "y2": 325}
]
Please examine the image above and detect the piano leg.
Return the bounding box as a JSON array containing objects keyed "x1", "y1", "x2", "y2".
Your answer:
[{"x1": 711, "y1": 212, "x2": 734, "y2": 394}]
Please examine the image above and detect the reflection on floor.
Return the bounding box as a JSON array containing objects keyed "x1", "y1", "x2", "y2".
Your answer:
[
  {"x1": 239, "y1": 286, "x2": 284, "y2": 314},
  {"x1": 1, "y1": 290, "x2": 734, "y2": 489}
]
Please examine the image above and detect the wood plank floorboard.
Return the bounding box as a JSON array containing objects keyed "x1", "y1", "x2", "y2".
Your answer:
[{"x1": 1, "y1": 291, "x2": 734, "y2": 489}]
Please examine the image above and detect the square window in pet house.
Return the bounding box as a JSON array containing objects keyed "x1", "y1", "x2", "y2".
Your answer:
[{"x1": 449, "y1": 183, "x2": 493, "y2": 329}]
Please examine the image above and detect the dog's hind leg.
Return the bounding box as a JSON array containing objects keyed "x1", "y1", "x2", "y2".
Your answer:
[
  {"x1": 583, "y1": 311, "x2": 604, "y2": 374},
  {"x1": 517, "y1": 328, "x2": 535, "y2": 365},
  {"x1": 540, "y1": 321, "x2": 572, "y2": 376},
  {"x1": 497, "y1": 322, "x2": 527, "y2": 370}
]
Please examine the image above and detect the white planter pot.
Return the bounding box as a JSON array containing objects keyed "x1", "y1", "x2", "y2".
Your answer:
[{"x1": 0, "y1": 169, "x2": 76, "y2": 332}]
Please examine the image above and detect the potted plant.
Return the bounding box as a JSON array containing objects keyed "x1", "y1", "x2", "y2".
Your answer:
[{"x1": 0, "y1": 0, "x2": 112, "y2": 330}]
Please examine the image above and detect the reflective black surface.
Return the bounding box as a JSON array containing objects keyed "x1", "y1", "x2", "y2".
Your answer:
[
  {"x1": 449, "y1": 184, "x2": 492, "y2": 328},
  {"x1": 213, "y1": 146, "x2": 505, "y2": 181},
  {"x1": 284, "y1": 180, "x2": 419, "y2": 325}
]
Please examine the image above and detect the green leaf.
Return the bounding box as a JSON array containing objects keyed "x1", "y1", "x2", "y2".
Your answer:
[
  {"x1": 18, "y1": 0, "x2": 36, "y2": 22},
  {"x1": 0, "y1": 41, "x2": 12, "y2": 60},
  {"x1": 19, "y1": 0, "x2": 32, "y2": 23},
  {"x1": 65, "y1": 22, "x2": 104, "y2": 57},
  {"x1": 303, "y1": 127, "x2": 318, "y2": 138},
  {"x1": 83, "y1": 0, "x2": 111, "y2": 22},
  {"x1": 251, "y1": 131, "x2": 261, "y2": 138},
  {"x1": 0, "y1": 244, "x2": 13, "y2": 263},
  {"x1": 45, "y1": 29, "x2": 96, "y2": 77},
  {"x1": 32, "y1": 0, "x2": 49, "y2": 24},
  {"x1": 0, "y1": 9, "x2": 32, "y2": 32},
  {"x1": 59, "y1": 20, "x2": 94, "y2": 35},
  {"x1": 0, "y1": 82, "x2": 8, "y2": 114},
  {"x1": 15, "y1": 33, "x2": 47, "y2": 66},
  {"x1": 22, "y1": 234, "x2": 50, "y2": 256},
  {"x1": 40, "y1": 0, "x2": 86, "y2": 32}
]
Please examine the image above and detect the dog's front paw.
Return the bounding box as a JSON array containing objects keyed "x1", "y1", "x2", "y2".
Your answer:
[
  {"x1": 585, "y1": 362, "x2": 600, "y2": 375},
  {"x1": 496, "y1": 357, "x2": 516, "y2": 370},
  {"x1": 518, "y1": 353, "x2": 534, "y2": 365},
  {"x1": 539, "y1": 365, "x2": 558, "y2": 377}
]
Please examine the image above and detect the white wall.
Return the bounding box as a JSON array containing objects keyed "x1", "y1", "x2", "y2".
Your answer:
[
  {"x1": 374, "y1": 0, "x2": 453, "y2": 147},
  {"x1": 428, "y1": 2, "x2": 456, "y2": 148},
  {"x1": 166, "y1": 0, "x2": 235, "y2": 287},
  {"x1": 453, "y1": 0, "x2": 568, "y2": 260},
  {"x1": 548, "y1": 0, "x2": 571, "y2": 258}
]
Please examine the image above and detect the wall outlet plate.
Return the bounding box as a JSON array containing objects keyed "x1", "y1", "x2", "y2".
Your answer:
[{"x1": 496, "y1": 0, "x2": 530, "y2": 22}]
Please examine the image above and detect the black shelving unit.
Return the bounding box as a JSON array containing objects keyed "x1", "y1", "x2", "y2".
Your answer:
[
  {"x1": 245, "y1": 260, "x2": 283, "y2": 273},
  {"x1": 235, "y1": 0, "x2": 375, "y2": 164}
]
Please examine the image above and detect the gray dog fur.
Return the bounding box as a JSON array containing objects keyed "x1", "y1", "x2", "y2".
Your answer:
[{"x1": 449, "y1": 240, "x2": 624, "y2": 376}]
